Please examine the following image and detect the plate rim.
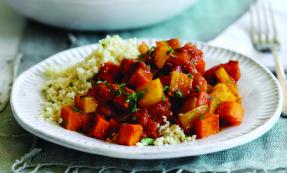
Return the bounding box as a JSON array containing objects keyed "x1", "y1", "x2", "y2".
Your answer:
[{"x1": 10, "y1": 41, "x2": 283, "y2": 159}]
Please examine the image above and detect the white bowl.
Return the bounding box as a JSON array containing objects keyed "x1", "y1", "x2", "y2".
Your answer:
[{"x1": 5, "y1": 0, "x2": 197, "y2": 31}]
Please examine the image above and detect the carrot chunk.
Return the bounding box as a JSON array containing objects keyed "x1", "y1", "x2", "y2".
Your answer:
[
  {"x1": 217, "y1": 101, "x2": 244, "y2": 126},
  {"x1": 61, "y1": 106, "x2": 86, "y2": 131},
  {"x1": 195, "y1": 113, "x2": 219, "y2": 138},
  {"x1": 89, "y1": 115, "x2": 110, "y2": 139},
  {"x1": 118, "y1": 124, "x2": 143, "y2": 146}
]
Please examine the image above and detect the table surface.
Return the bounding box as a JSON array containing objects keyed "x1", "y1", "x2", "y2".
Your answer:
[{"x1": 0, "y1": 0, "x2": 254, "y2": 172}]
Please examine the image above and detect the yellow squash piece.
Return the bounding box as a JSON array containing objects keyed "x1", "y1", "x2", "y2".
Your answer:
[
  {"x1": 178, "y1": 104, "x2": 209, "y2": 132},
  {"x1": 170, "y1": 71, "x2": 193, "y2": 93},
  {"x1": 214, "y1": 67, "x2": 239, "y2": 97},
  {"x1": 138, "y1": 78, "x2": 164, "y2": 107},
  {"x1": 211, "y1": 83, "x2": 237, "y2": 102},
  {"x1": 154, "y1": 41, "x2": 171, "y2": 68}
]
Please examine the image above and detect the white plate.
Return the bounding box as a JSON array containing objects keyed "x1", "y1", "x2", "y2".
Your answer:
[{"x1": 10, "y1": 40, "x2": 282, "y2": 159}]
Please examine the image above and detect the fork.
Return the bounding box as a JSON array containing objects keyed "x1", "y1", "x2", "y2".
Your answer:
[{"x1": 250, "y1": 0, "x2": 287, "y2": 117}]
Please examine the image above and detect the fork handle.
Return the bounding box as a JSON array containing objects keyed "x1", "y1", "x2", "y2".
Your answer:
[{"x1": 272, "y1": 47, "x2": 287, "y2": 117}]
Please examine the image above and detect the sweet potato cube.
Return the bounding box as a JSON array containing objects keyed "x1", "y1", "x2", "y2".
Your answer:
[
  {"x1": 89, "y1": 115, "x2": 110, "y2": 139},
  {"x1": 211, "y1": 83, "x2": 237, "y2": 102},
  {"x1": 118, "y1": 124, "x2": 143, "y2": 146},
  {"x1": 170, "y1": 71, "x2": 193, "y2": 96},
  {"x1": 214, "y1": 67, "x2": 239, "y2": 97},
  {"x1": 178, "y1": 105, "x2": 209, "y2": 133},
  {"x1": 195, "y1": 113, "x2": 219, "y2": 138},
  {"x1": 222, "y1": 60, "x2": 241, "y2": 82},
  {"x1": 138, "y1": 79, "x2": 163, "y2": 107},
  {"x1": 129, "y1": 68, "x2": 153, "y2": 89},
  {"x1": 61, "y1": 106, "x2": 85, "y2": 131},
  {"x1": 154, "y1": 41, "x2": 171, "y2": 68},
  {"x1": 75, "y1": 95, "x2": 98, "y2": 113},
  {"x1": 167, "y1": 38, "x2": 180, "y2": 49},
  {"x1": 217, "y1": 102, "x2": 244, "y2": 126}
]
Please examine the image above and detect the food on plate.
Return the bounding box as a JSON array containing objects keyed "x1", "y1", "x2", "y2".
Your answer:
[{"x1": 42, "y1": 35, "x2": 244, "y2": 146}]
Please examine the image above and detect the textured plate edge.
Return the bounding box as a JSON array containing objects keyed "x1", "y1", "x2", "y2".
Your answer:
[{"x1": 10, "y1": 41, "x2": 283, "y2": 159}]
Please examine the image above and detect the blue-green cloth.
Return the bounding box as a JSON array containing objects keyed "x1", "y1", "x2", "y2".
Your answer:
[{"x1": 6, "y1": 0, "x2": 287, "y2": 172}]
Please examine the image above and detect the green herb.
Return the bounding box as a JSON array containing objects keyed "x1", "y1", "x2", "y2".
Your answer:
[
  {"x1": 166, "y1": 46, "x2": 174, "y2": 55},
  {"x1": 140, "y1": 137, "x2": 155, "y2": 145},
  {"x1": 147, "y1": 46, "x2": 155, "y2": 56},
  {"x1": 115, "y1": 83, "x2": 126, "y2": 96},
  {"x1": 162, "y1": 94, "x2": 166, "y2": 102},
  {"x1": 199, "y1": 115, "x2": 205, "y2": 120},
  {"x1": 69, "y1": 82, "x2": 73, "y2": 87},
  {"x1": 125, "y1": 91, "x2": 145, "y2": 113},
  {"x1": 175, "y1": 90, "x2": 183, "y2": 98},
  {"x1": 73, "y1": 106, "x2": 80, "y2": 112},
  {"x1": 48, "y1": 84, "x2": 52, "y2": 88},
  {"x1": 194, "y1": 86, "x2": 201, "y2": 93},
  {"x1": 139, "y1": 54, "x2": 145, "y2": 61},
  {"x1": 163, "y1": 86, "x2": 170, "y2": 92},
  {"x1": 101, "y1": 43, "x2": 106, "y2": 48},
  {"x1": 187, "y1": 73, "x2": 193, "y2": 78}
]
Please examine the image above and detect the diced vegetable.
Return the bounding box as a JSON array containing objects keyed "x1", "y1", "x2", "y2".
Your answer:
[
  {"x1": 217, "y1": 101, "x2": 244, "y2": 126},
  {"x1": 178, "y1": 105, "x2": 209, "y2": 133},
  {"x1": 75, "y1": 95, "x2": 98, "y2": 113},
  {"x1": 89, "y1": 115, "x2": 110, "y2": 139},
  {"x1": 214, "y1": 67, "x2": 239, "y2": 97},
  {"x1": 222, "y1": 60, "x2": 240, "y2": 82},
  {"x1": 138, "y1": 79, "x2": 164, "y2": 107},
  {"x1": 139, "y1": 42, "x2": 149, "y2": 54},
  {"x1": 208, "y1": 96, "x2": 219, "y2": 114},
  {"x1": 170, "y1": 71, "x2": 193, "y2": 96},
  {"x1": 195, "y1": 59, "x2": 206, "y2": 74},
  {"x1": 195, "y1": 113, "x2": 219, "y2": 138},
  {"x1": 88, "y1": 84, "x2": 113, "y2": 102},
  {"x1": 154, "y1": 41, "x2": 171, "y2": 68},
  {"x1": 61, "y1": 106, "x2": 87, "y2": 131},
  {"x1": 167, "y1": 38, "x2": 180, "y2": 49},
  {"x1": 192, "y1": 74, "x2": 207, "y2": 93},
  {"x1": 180, "y1": 92, "x2": 209, "y2": 113},
  {"x1": 98, "y1": 62, "x2": 120, "y2": 83},
  {"x1": 211, "y1": 83, "x2": 237, "y2": 102},
  {"x1": 118, "y1": 124, "x2": 143, "y2": 146},
  {"x1": 129, "y1": 68, "x2": 153, "y2": 89}
]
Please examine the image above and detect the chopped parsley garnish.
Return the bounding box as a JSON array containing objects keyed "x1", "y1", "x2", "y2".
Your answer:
[
  {"x1": 162, "y1": 94, "x2": 166, "y2": 102},
  {"x1": 187, "y1": 73, "x2": 193, "y2": 78},
  {"x1": 199, "y1": 115, "x2": 205, "y2": 120},
  {"x1": 115, "y1": 83, "x2": 126, "y2": 96},
  {"x1": 147, "y1": 46, "x2": 155, "y2": 56},
  {"x1": 175, "y1": 90, "x2": 183, "y2": 98},
  {"x1": 140, "y1": 137, "x2": 155, "y2": 145},
  {"x1": 125, "y1": 91, "x2": 145, "y2": 113},
  {"x1": 163, "y1": 86, "x2": 170, "y2": 92},
  {"x1": 73, "y1": 106, "x2": 80, "y2": 112},
  {"x1": 139, "y1": 54, "x2": 145, "y2": 61},
  {"x1": 166, "y1": 46, "x2": 174, "y2": 55},
  {"x1": 194, "y1": 86, "x2": 201, "y2": 93}
]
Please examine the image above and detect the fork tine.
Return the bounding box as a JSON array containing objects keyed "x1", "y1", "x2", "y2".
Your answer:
[
  {"x1": 262, "y1": 1, "x2": 270, "y2": 41},
  {"x1": 267, "y1": 0, "x2": 280, "y2": 44},
  {"x1": 249, "y1": 4, "x2": 258, "y2": 44}
]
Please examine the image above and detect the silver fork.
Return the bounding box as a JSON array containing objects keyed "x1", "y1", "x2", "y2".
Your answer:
[{"x1": 250, "y1": 0, "x2": 287, "y2": 117}]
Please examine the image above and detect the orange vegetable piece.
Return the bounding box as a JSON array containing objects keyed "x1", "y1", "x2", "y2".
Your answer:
[
  {"x1": 217, "y1": 101, "x2": 244, "y2": 126},
  {"x1": 89, "y1": 115, "x2": 110, "y2": 139},
  {"x1": 139, "y1": 42, "x2": 149, "y2": 54},
  {"x1": 118, "y1": 124, "x2": 143, "y2": 146},
  {"x1": 195, "y1": 113, "x2": 219, "y2": 138},
  {"x1": 170, "y1": 71, "x2": 193, "y2": 96},
  {"x1": 167, "y1": 38, "x2": 180, "y2": 49},
  {"x1": 61, "y1": 106, "x2": 86, "y2": 131},
  {"x1": 75, "y1": 95, "x2": 98, "y2": 113}
]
